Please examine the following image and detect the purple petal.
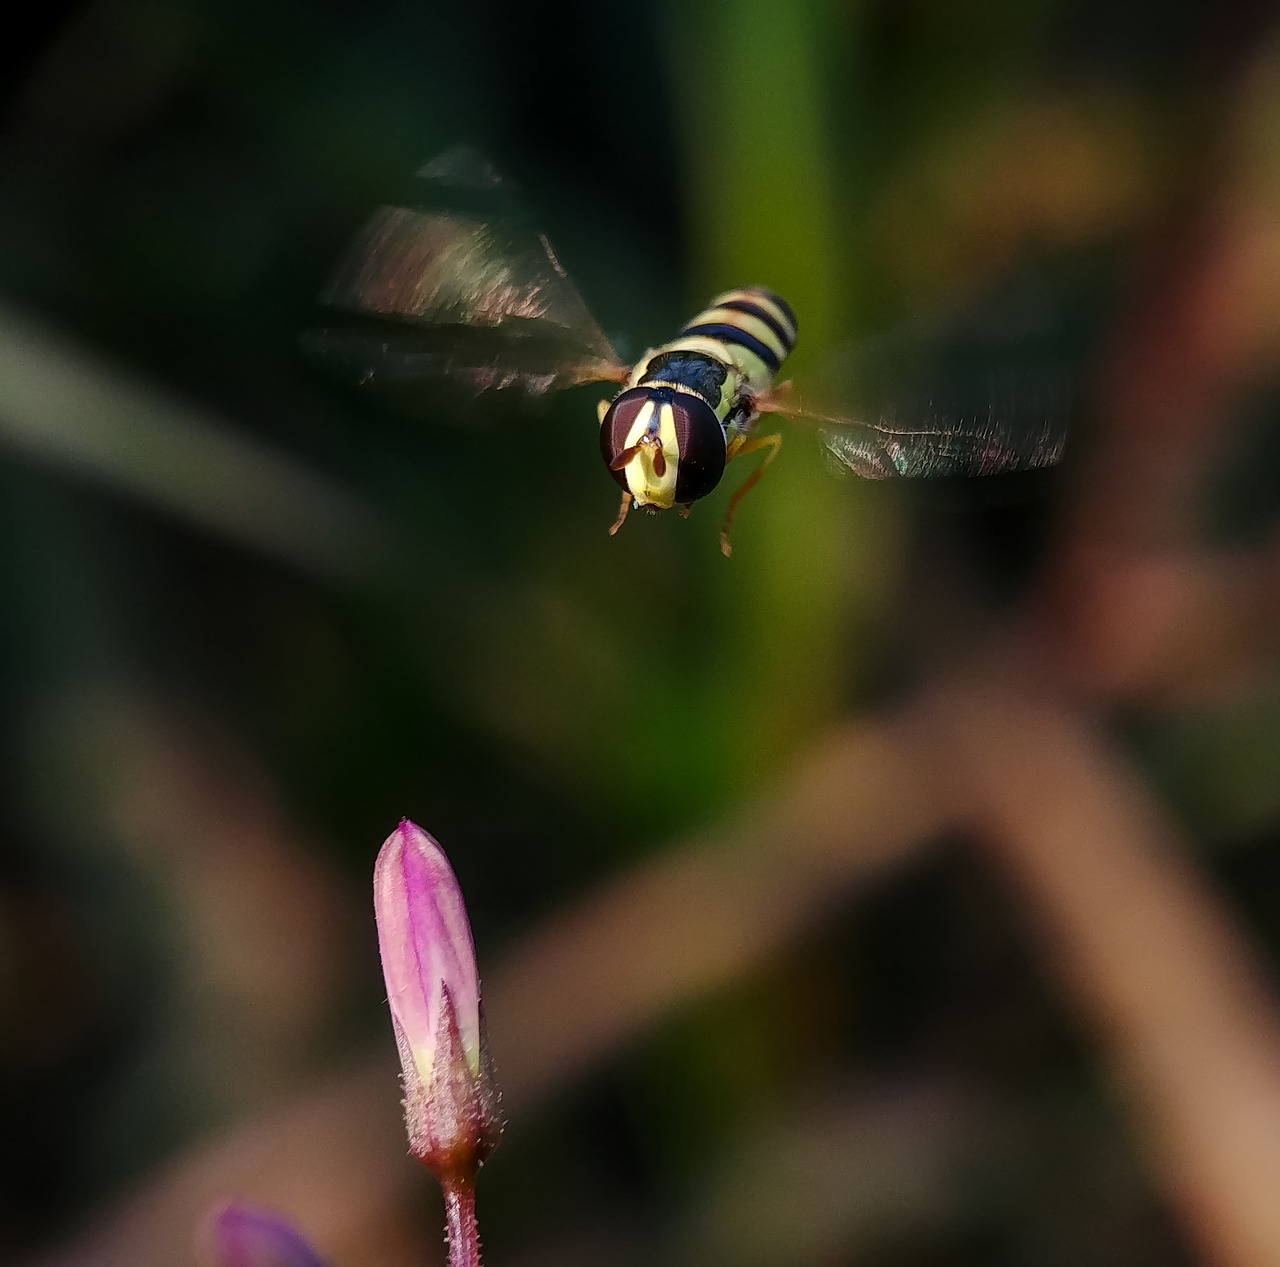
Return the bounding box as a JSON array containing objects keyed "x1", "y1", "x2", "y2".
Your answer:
[
  {"x1": 373, "y1": 820, "x2": 482, "y2": 1084},
  {"x1": 206, "y1": 1203, "x2": 329, "y2": 1267}
]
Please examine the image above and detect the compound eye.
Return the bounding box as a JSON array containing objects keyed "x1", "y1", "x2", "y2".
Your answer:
[
  {"x1": 599, "y1": 387, "x2": 727, "y2": 503},
  {"x1": 599, "y1": 388, "x2": 653, "y2": 490},
  {"x1": 669, "y1": 395, "x2": 726, "y2": 504}
]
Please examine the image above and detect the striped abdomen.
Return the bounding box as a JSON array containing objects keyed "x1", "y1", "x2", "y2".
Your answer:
[{"x1": 677, "y1": 286, "x2": 797, "y2": 389}]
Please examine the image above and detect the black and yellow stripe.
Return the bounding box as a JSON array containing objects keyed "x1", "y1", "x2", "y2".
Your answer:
[
  {"x1": 678, "y1": 286, "x2": 797, "y2": 381},
  {"x1": 627, "y1": 285, "x2": 797, "y2": 422}
]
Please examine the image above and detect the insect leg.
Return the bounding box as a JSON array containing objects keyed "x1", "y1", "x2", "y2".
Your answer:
[
  {"x1": 719, "y1": 432, "x2": 782, "y2": 557},
  {"x1": 608, "y1": 490, "x2": 633, "y2": 537}
]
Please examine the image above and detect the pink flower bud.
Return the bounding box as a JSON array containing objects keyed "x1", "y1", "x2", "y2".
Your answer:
[
  {"x1": 373, "y1": 820, "x2": 502, "y2": 1183},
  {"x1": 204, "y1": 1203, "x2": 328, "y2": 1267}
]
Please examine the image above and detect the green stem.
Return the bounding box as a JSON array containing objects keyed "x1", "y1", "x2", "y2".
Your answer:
[{"x1": 443, "y1": 1180, "x2": 481, "y2": 1267}]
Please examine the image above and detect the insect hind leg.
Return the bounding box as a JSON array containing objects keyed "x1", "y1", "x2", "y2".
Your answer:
[{"x1": 720, "y1": 432, "x2": 782, "y2": 557}]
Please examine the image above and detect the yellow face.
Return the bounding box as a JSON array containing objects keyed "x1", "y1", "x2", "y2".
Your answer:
[
  {"x1": 617, "y1": 397, "x2": 679, "y2": 509},
  {"x1": 600, "y1": 385, "x2": 729, "y2": 512}
]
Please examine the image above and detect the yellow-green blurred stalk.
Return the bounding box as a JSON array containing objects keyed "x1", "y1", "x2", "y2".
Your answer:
[{"x1": 671, "y1": 0, "x2": 882, "y2": 785}]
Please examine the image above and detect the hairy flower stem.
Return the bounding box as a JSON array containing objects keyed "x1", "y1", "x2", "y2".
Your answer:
[{"x1": 443, "y1": 1179, "x2": 481, "y2": 1267}]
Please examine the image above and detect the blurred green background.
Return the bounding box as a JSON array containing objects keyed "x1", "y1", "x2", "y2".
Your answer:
[{"x1": 3, "y1": 1, "x2": 1280, "y2": 1264}]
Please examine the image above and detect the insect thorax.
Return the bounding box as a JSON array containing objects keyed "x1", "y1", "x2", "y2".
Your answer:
[{"x1": 633, "y1": 350, "x2": 735, "y2": 421}]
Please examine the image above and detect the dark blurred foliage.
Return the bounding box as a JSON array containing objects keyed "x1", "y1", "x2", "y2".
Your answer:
[{"x1": 3, "y1": 1, "x2": 1280, "y2": 1266}]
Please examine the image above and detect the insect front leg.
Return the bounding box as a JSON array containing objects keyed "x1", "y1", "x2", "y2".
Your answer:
[
  {"x1": 719, "y1": 431, "x2": 782, "y2": 557},
  {"x1": 608, "y1": 490, "x2": 633, "y2": 537}
]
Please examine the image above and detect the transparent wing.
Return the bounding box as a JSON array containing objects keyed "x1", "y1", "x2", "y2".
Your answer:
[
  {"x1": 773, "y1": 284, "x2": 1072, "y2": 479},
  {"x1": 796, "y1": 380, "x2": 1070, "y2": 481},
  {"x1": 305, "y1": 147, "x2": 627, "y2": 408},
  {"x1": 820, "y1": 415, "x2": 1066, "y2": 480}
]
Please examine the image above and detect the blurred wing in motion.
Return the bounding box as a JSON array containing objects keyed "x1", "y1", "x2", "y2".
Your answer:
[
  {"x1": 775, "y1": 284, "x2": 1072, "y2": 479},
  {"x1": 306, "y1": 147, "x2": 628, "y2": 409},
  {"x1": 809, "y1": 391, "x2": 1069, "y2": 481}
]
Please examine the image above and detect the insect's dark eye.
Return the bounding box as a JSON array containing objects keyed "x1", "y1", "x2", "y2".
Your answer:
[
  {"x1": 669, "y1": 394, "x2": 726, "y2": 503},
  {"x1": 599, "y1": 387, "x2": 726, "y2": 503},
  {"x1": 600, "y1": 388, "x2": 653, "y2": 491}
]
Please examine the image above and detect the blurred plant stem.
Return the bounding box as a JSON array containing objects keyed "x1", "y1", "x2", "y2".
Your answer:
[
  {"x1": 925, "y1": 665, "x2": 1280, "y2": 1267},
  {"x1": 668, "y1": 0, "x2": 864, "y2": 790},
  {"x1": 0, "y1": 302, "x2": 395, "y2": 583}
]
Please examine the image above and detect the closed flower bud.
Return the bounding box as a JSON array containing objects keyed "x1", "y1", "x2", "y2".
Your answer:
[
  {"x1": 373, "y1": 820, "x2": 503, "y2": 1184},
  {"x1": 204, "y1": 1203, "x2": 328, "y2": 1267}
]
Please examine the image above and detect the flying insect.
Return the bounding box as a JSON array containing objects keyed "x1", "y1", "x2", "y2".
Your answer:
[{"x1": 308, "y1": 148, "x2": 1068, "y2": 556}]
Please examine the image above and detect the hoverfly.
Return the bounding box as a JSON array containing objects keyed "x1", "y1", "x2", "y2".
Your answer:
[{"x1": 308, "y1": 148, "x2": 1068, "y2": 556}]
